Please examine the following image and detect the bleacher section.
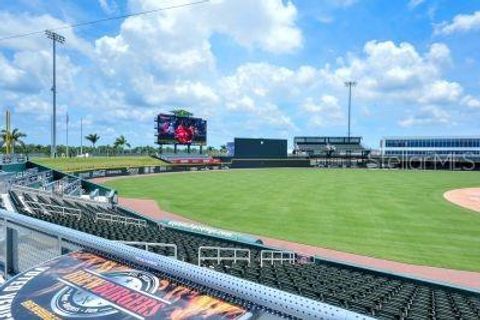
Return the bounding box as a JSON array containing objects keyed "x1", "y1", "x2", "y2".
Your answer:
[
  {"x1": 0, "y1": 154, "x2": 26, "y2": 165},
  {"x1": 157, "y1": 153, "x2": 220, "y2": 165},
  {"x1": 8, "y1": 188, "x2": 480, "y2": 320},
  {"x1": 8, "y1": 167, "x2": 53, "y2": 189},
  {"x1": 44, "y1": 175, "x2": 82, "y2": 195},
  {"x1": 294, "y1": 136, "x2": 369, "y2": 158},
  {"x1": 0, "y1": 161, "x2": 116, "y2": 204}
]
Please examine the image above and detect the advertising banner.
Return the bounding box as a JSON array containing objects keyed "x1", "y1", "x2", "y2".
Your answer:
[
  {"x1": 0, "y1": 251, "x2": 258, "y2": 319},
  {"x1": 74, "y1": 166, "x2": 171, "y2": 180}
]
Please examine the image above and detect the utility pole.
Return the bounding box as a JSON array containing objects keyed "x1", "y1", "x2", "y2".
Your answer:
[
  {"x1": 80, "y1": 117, "x2": 83, "y2": 156},
  {"x1": 45, "y1": 30, "x2": 65, "y2": 158},
  {"x1": 66, "y1": 112, "x2": 69, "y2": 158},
  {"x1": 344, "y1": 81, "x2": 357, "y2": 140},
  {"x1": 5, "y1": 110, "x2": 11, "y2": 154}
]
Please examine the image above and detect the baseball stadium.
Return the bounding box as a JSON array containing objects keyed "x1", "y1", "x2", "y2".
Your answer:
[{"x1": 1, "y1": 1, "x2": 480, "y2": 320}]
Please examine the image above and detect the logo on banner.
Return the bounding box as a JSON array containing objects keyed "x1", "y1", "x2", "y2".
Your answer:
[{"x1": 51, "y1": 270, "x2": 160, "y2": 318}]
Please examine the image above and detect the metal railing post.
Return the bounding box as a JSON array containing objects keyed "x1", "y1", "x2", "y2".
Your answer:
[{"x1": 3, "y1": 218, "x2": 7, "y2": 278}]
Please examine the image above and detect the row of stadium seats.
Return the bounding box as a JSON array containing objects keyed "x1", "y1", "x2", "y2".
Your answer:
[{"x1": 9, "y1": 190, "x2": 480, "y2": 320}]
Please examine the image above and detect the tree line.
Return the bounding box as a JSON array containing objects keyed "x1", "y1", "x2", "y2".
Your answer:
[{"x1": 1, "y1": 127, "x2": 228, "y2": 157}]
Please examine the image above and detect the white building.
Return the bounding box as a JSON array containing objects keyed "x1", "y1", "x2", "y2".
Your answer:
[{"x1": 380, "y1": 136, "x2": 480, "y2": 158}]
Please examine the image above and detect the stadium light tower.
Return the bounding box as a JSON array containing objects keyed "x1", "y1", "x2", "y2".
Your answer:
[
  {"x1": 45, "y1": 29, "x2": 65, "y2": 158},
  {"x1": 344, "y1": 81, "x2": 357, "y2": 140}
]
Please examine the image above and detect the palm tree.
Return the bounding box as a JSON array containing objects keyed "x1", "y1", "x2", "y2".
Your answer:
[
  {"x1": 170, "y1": 109, "x2": 193, "y2": 117},
  {"x1": 85, "y1": 133, "x2": 100, "y2": 149},
  {"x1": 113, "y1": 135, "x2": 131, "y2": 154},
  {"x1": 0, "y1": 128, "x2": 26, "y2": 154}
]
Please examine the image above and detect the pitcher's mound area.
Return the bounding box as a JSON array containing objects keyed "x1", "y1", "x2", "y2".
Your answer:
[{"x1": 444, "y1": 188, "x2": 480, "y2": 213}]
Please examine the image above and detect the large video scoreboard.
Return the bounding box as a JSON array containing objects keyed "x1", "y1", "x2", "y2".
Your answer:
[{"x1": 155, "y1": 113, "x2": 207, "y2": 145}]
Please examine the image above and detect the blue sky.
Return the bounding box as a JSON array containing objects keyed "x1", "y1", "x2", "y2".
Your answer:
[{"x1": 1, "y1": 0, "x2": 480, "y2": 149}]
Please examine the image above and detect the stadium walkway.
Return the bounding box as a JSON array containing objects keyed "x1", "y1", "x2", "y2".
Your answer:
[{"x1": 118, "y1": 197, "x2": 480, "y2": 291}]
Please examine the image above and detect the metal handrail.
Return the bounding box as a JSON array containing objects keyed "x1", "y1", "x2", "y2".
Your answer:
[
  {"x1": 198, "y1": 246, "x2": 251, "y2": 266},
  {"x1": 23, "y1": 200, "x2": 81, "y2": 220},
  {"x1": 10, "y1": 185, "x2": 109, "y2": 207},
  {"x1": 117, "y1": 241, "x2": 177, "y2": 259},
  {"x1": 260, "y1": 250, "x2": 296, "y2": 267},
  {"x1": 10, "y1": 170, "x2": 52, "y2": 188},
  {"x1": 94, "y1": 212, "x2": 147, "y2": 227}
]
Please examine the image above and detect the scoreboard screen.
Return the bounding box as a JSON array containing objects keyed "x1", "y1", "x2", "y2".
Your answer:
[{"x1": 156, "y1": 114, "x2": 207, "y2": 145}]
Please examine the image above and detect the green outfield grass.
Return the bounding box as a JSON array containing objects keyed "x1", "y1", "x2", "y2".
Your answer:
[
  {"x1": 104, "y1": 169, "x2": 480, "y2": 272},
  {"x1": 32, "y1": 156, "x2": 167, "y2": 172}
]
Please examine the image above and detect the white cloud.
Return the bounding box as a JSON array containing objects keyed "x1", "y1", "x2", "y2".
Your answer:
[
  {"x1": 120, "y1": 0, "x2": 303, "y2": 55},
  {"x1": 399, "y1": 105, "x2": 451, "y2": 127},
  {"x1": 302, "y1": 96, "x2": 344, "y2": 127},
  {"x1": 324, "y1": 41, "x2": 457, "y2": 104},
  {"x1": 87, "y1": 0, "x2": 304, "y2": 129},
  {"x1": 435, "y1": 11, "x2": 480, "y2": 35},
  {"x1": 0, "y1": 11, "x2": 88, "y2": 126},
  {"x1": 329, "y1": 0, "x2": 358, "y2": 7},
  {"x1": 316, "y1": 15, "x2": 334, "y2": 24},
  {"x1": 461, "y1": 95, "x2": 480, "y2": 109},
  {"x1": 427, "y1": 43, "x2": 451, "y2": 65},
  {"x1": 408, "y1": 0, "x2": 425, "y2": 9},
  {"x1": 219, "y1": 40, "x2": 477, "y2": 130},
  {"x1": 0, "y1": 49, "x2": 79, "y2": 96},
  {"x1": 0, "y1": 12, "x2": 93, "y2": 55},
  {"x1": 316, "y1": 40, "x2": 477, "y2": 128},
  {"x1": 98, "y1": 0, "x2": 119, "y2": 15},
  {"x1": 419, "y1": 80, "x2": 463, "y2": 104},
  {"x1": 220, "y1": 63, "x2": 315, "y2": 128}
]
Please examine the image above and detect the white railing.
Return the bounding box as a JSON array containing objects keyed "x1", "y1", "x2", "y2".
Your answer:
[
  {"x1": 0, "y1": 154, "x2": 26, "y2": 164},
  {"x1": 45, "y1": 176, "x2": 81, "y2": 196},
  {"x1": 198, "y1": 246, "x2": 251, "y2": 266},
  {"x1": 10, "y1": 170, "x2": 52, "y2": 188},
  {"x1": 260, "y1": 250, "x2": 296, "y2": 267},
  {"x1": 23, "y1": 200, "x2": 81, "y2": 220},
  {"x1": 117, "y1": 241, "x2": 177, "y2": 259},
  {"x1": 94, "y1": 212, "x2": 147, "y2": 227},
  {"x1": 10, "y1": 185, "x2": 109, "y2": 207}
]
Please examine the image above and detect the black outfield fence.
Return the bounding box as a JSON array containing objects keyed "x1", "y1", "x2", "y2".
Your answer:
[{"x1": 230, "y1": 159, "x2": 312, "y2": 168}]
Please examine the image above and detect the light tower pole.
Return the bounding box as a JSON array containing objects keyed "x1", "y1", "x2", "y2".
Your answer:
[
  {"x1": 80, "y1": 117, "x2": 83, "y2": 156},
  {"x1": 66, "y1": 112, "x2": 69, "y2": 158},
  {"x1": 344, "y1": 81, "x2": 357, "y2": 140},
  {"x1": 45, "y1": 30, "x2": 65, "y2": 158}
]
